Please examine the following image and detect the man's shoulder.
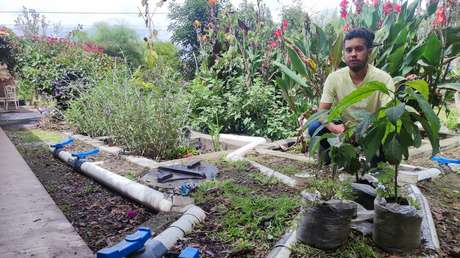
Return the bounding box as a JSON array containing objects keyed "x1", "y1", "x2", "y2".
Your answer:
[{"x1": 327, "y1": 66, "x2": 349, "y2": 80}]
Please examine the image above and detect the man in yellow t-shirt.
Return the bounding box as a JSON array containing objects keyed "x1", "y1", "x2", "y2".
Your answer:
[{"x1": 308, "y1": 28, "x2": 394, "y2": 161}]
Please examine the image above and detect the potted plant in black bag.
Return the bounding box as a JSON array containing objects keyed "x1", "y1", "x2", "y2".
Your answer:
[{"x1": 325, "y1": 79, "x2": 440, "y2": 252}]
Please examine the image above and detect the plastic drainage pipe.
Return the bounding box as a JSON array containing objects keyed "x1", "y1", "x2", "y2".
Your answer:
[
  {"x1": 246, "y1": 159, "x2": 298, "y2": 188},
  {"x1": 132, "y1": 205, "x2": 206, "y2": 258},
  {"x1": 226, "y1": 137, "x2": 266, "y2": 161},
  {"x1": 51, "y1": 149, "x2": 173, "y2": 212},
  {"x1": 266, "y1": 230, "x2": 297, "y2": 258}
]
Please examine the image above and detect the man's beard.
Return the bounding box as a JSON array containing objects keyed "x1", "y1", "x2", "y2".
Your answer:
[{"x1": 348, "y1": 58, "x2": 368, "y2": 72}]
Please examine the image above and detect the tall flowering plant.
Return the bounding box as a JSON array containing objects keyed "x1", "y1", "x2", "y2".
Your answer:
[{"x1": 341, "y1": 0, "x2": 460, "y2": 108}]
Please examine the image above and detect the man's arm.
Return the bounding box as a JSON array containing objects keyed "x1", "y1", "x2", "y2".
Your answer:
[{"x1": 318, "y1": 102, "x2": 345, "y2": 134}]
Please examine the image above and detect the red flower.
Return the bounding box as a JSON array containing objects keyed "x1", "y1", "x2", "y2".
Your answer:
[
  {"x1": 353, "y1": 0, "x2": 364, "y2": 14},
  {"x1": 269, "y1": 40, "x2": 278, "y2": 47},
  {"x1": 340, "y1": 0, "x2": 349, "y2": 19},
  {"x1": 433, "y1": 6, "x2": 447, "y2": 26},
  {"x1": 342, "y1": 23, "x2": 350, "y2": 32},
  {"x1": 282, "y1": 19, "x2": 289, "y2": 32},
  {"x1": 274, "y1": 28, "x2": 282, "y2": 38},
  {"x1": 373, "y1": 0, "x2": 379, "y2": 7},
  {"x1": 382, "y1": 1, "x2": 393, "y2": 15},
  {"x1": 394, "y1": 3, "x2": 401, "y2": 13}
]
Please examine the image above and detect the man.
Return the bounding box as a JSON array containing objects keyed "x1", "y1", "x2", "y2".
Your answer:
[{"x1": 307, "y1": 28, "x2": 395, "y2": 161}]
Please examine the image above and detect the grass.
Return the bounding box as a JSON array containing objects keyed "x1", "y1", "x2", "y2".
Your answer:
[
  {"x1": 192, "y1": 180, "x2": 300, "y2": 252},
  {"x1": 291, "y1": 233, "x2": 379, "y2": 258},
  {"x1": 123, "y1": 171, "x2": 136, "y2": 180},
  {"x1": 7, "y1": 129, "x2": 65, "y2": 144}
]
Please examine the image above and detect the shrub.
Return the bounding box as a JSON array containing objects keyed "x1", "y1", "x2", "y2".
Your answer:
[
  {"x1": 12, "y1": 35, "x2": 117, "y2": 104},
  {"x1": 65, "y1": 67, "x2": 190, "y2": 160}
]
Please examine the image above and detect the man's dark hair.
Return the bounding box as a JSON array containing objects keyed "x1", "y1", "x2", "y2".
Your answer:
[{"x1": 344, "y1": 28, "x2": 375, "y2": 49}]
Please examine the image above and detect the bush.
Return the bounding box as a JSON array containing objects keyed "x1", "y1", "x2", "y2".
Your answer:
[
  {"x1": 65, "y1": 67, "x2": 190, "y2": 160},
  {"x1": 188, "y1": 68, "x2": 296, "y2": 140},
  {"x1": 12, "y1": 35, "x2": 117, "y2": 103}
]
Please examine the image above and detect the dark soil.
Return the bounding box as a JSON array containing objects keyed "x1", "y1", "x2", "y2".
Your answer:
[
  {"x1": 167, "y1": 160, "x2": 301, "y2": 257},
  {"x1": 409, "y1": 146, "x2": 460, "y2": 257},
  {"x1": 6, "y1": 129, "x2": 160, "y2": 252},
  {"x1": 418, "y1": 173, "x2": 460, "y2": 257}
]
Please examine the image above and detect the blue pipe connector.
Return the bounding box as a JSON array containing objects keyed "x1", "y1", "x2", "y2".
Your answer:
[{"x1": 97, "y1": 227, "x2": 152, "y2": 258}]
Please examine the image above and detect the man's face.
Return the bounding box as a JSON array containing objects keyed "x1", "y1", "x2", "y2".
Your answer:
[{"x1": 344, "y1": 38, "x2": 371, "y2": 72}]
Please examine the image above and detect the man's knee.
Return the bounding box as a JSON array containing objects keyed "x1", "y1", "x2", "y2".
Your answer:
[{"x1": 308, "y1": 120, "x2": 322, "y2": 137}]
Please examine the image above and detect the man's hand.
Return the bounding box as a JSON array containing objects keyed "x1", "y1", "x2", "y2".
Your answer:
[{"x1": 326, "y1": 123, "x2": 345, "y2": 134}]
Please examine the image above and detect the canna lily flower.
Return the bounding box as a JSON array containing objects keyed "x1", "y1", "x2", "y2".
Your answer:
[
  {"x1": 282, "y1": 19, "x2": 289, "y2": 32},
  {"x1": 269, "y1": 40, "x2": 278, "y2": 47},
  {"x1": 433, "y1": 6, "x2": 447, "y2": 26},
  {"x1": 373, "y1": 0, "x2": 379, "y2": 7},
  {"x1": 208, "y1": 0, "x2": 217, "y2": 5},
  {"x1": 342, "y1": 23, "x2": 350, "y2": 32},
  {"x1": 274, "y1": 28, "x2": 282, "y2": 38},
  {"x1": 394, "y1": 3, "x2": 401, "y2": 13},
  {"x1": 340, "y1": 0, "x2": 349, "y2": 19},
  {"x1": 382, "y1": 1, "x2": 393, "y2": 15}
]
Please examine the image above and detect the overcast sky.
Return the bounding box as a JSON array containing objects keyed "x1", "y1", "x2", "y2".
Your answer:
[{"x1": 0, "y1": 0, "x2": 339, "y2": 40}]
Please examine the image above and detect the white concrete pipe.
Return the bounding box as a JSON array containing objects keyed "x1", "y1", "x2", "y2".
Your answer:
[{"x1": 52, "y1": 149, "x2": 173, "y2": 212}]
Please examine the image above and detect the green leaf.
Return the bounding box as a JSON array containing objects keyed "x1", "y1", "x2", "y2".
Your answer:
[
  {"x1": 385, "y1": 103, "x2": 405, "y2": 124},
  {"x1": 354, "y1": 110, "x2": 374, "y2": 137},
  {"x1": 411, "y1": 114, "x2": 440, "y2": 156},
  {"x1": 287, "y1": 46, "x2": 307, "y2": 76},
  {"x1": 422, "y1": 32, "x2": 442, "y2": 66},
  {"x1": 273, "y1": 61, "x2": 313, "y2": 96},
  {"x1": 328, "y1": 81, "x2": 389, "y2": 122},
  {"x1": 329, "y1": 31, "x2": 344, "y2": 70},
  {"x1": 411, "y1": 91, "x2": 441, "y2": 134},
  {"x1": 405, "y1": 80, "x2": 429, "y2": 100},
  {"x1": 309, "y1": 133, "x2": 335, "y2": 157},
  {"x1": 387, "y1": 45, "x2": 405, "y2": 75},
  {"x1": 363, "y1": 123, "x2": 386, "y2": 160},
  {"x1": 437, "y1": 83, "x2": 460, "y2": 91},
  {"x1": 383, "y1": 134, "x2": 403, "y2": 165}
]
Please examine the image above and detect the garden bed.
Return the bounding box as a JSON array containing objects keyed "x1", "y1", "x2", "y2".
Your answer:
[
  {"x1": 167, "y1": 159, "x2": 301, "y2": 257},
  {"x1": 5, "y1": 128, "x2": 178, "y2": 252}
]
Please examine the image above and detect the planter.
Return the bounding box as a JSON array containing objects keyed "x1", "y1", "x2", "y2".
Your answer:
[
  {"x1": 373, "y1": 197, "x2": 422, "y2": 253},
  {"x1": 297, "y1": 199, "x2": 356, "y2": 250}
]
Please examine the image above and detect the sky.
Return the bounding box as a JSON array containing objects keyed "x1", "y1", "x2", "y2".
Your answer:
[{"x1": 0, "y1": 0, "x2": 340, "y2": 40}]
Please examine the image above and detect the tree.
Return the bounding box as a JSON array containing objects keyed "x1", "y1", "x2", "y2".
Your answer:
[
  {"x1": 14, "y1": 6, "x2": 48, "y2": 37},
  {"x1": 281, "y1": 3, "x2": 306, "y2": 35},
  {"x1": 84, "y1": 22, "x2": 145, "y2": 68},
  {"x1": 168, "y1": 0, "x2": 226, "y2": 76}
]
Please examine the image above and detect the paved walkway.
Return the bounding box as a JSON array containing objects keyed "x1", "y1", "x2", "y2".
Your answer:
[{"x1": 0, "y1": 128, "x2": 93, "y2": 258}]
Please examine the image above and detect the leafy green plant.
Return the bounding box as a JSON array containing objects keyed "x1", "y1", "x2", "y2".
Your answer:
[
  {"x1": 65, "y1": 67, "x2": 190, "y2": 160},
  {"x1": 306, "y1": 178, "x2": 355, "y2": 201},
  {"x1": 325, "y1": 80, "x2": 440, "y2": 199}
]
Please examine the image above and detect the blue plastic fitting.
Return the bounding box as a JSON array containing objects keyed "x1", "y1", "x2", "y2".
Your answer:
[
  {"x1": 71, "y1": 148, "x2": 100, "y2": 160},
  {"x1": 51, "y1": 138, "x2": 74, "y2": 157},
  {"x1": 96, "y1": 227, "x2": 152, "y2": 258},
  {"x1": 431, "y1": 156, "x2": 460, "y2": 165},
  {"x1": 179, "y1": 247, "x2": 200, "y2": 258},
  {"x1": 50, "y1": 138, "x2": 74, "y2": 149}
]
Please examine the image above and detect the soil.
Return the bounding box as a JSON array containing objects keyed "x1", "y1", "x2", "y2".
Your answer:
[
  {"x1": 5, "y1": 129, "x2": 163, "y2": 252},
  {"x1": 417, "y1": 173, "x2": 460, "y2": 257},
  {"x1": 408, "y1": 145, "x2": 460, "y2": 257},
  {"x1": 167, "y1": 160, "x2": 300, "y2": 257},
  {"x1": 246, "y1": 153, "x2": 329, "y2": 178}
]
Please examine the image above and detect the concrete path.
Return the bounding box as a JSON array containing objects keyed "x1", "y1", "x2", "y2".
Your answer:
[{"x1": 0, "y1": 128, "x2": 93, "y2": 258}]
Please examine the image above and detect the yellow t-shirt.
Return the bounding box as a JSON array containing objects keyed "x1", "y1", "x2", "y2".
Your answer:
[{"x1": 320, "y1": 64, "x2": 395, "y2": 122}]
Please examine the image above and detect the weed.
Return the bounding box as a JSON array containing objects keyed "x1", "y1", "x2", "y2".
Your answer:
[
  {"x1": 249, "y1": 172, "x2": 280, "y2": 186},
  {"x1": 61, "y1": 202, "x2": 72, "y2": 213},
  {"x1": 83, "y1": 184, "x2": 94, "y2": 194},
  {"x1": 124, "y1": 171, "x2": 136, "y2": 180},
  {"x1": 192, "y1": 179, "x2": 300, "y2": 252},
  {"x1": 8, "y1": 129, "x2": 65, "y2": 144},
  {"x1": 46, "y1": 184, "x2": 57, "y2": 193}
]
